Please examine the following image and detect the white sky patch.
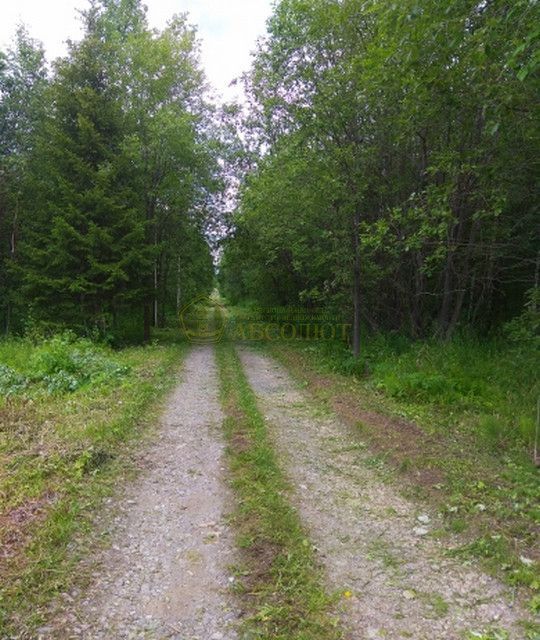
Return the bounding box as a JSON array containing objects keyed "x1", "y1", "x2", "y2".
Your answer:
[{"x1": 0, "y1": 0, "x2": 273, "y2": 101}]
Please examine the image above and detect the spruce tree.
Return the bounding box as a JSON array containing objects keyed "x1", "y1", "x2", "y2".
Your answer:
[
  {"x1": 12, "y1": 0, "x2": 216, "y2": 338},
  {"x1": 18, "y1": 4, "x2": 150, "y2": 331},
  {"x1": 0, "y1": 28, "x2": 47, "y2": 333}
]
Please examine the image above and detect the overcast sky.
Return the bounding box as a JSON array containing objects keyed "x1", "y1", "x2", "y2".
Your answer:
[{"x1": 0, "y1": 0, "x2": 273, "y2": 101}]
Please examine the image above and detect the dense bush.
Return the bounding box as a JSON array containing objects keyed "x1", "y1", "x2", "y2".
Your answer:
[{"x1": 0, "y1": 333, "x2": 129, "y2": 396}]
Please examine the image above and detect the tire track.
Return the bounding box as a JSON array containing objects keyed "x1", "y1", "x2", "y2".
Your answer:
[
  {"x1": 52, "y1": 345, "x2": 238, "y2": 640},
  {"x1": 239, "y1": 347, "x2": 532, "y2": 640}
]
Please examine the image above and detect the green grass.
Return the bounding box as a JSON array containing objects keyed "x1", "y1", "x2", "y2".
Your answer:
[
  {"x1": 0, "y1": 339, "x2": 34, "y2": 371},
  {"x1": 263, "y1": 334, "x2": 539, "y2": 607},
  {"x1": 290, "y1": 334, "x2": 538, "y2": 450},
  {"x1": 215, "y1": 337, "x2": 342, "y2": 640},
  {"x1": 0, "y1": 334, "x2": 185, "y2": 636},
  {"x1": 0, "y1": 331, "x2": 129, "y2": 395}
]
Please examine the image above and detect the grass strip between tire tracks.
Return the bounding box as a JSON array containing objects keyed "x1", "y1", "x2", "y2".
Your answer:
[{"x1": 215, "y1": 336, "x2": 342, "y2": 640}]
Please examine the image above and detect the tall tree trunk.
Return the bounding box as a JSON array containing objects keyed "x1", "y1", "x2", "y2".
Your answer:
[
  {"x1": 143, "y1": 302, "x2": 151, "y2": 343},
  {"x1": 153, "y1": 260, "x2": 159, "y2": 327},
  {"x1": 159, "y1": 254, "x2": 168, "y2": 328},
  {"x1": 142, "y1": 248, "x2": 154, "y2": 340},
  {"x1": 533, "y1": 250, "x2": 540, "y2": 313},
  {"x1": 5, "y1": 198, "x2": 18, "y2": 335},
  {"x1": 352, "y1": 207, "x2": 361, "y2": 358},
  {"x1": 445, "y1": 219, "x2": 479, "y2": 339},
  {"x1": 176, "y1": 257, "x2": 182, "y2": 314},
  {"x1": 4, "y1": 299, "x2": 10, "y2": 336},
  {"x1": 144, "y1": 192, "x2": 157, "y2": 342},
  {"x1": 438, "y1": 232, "x2": 455, "y2": 337}
]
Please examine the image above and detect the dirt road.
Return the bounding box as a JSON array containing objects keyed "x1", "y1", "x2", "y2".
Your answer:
[
  {"x1": 239, "y1": 348, "x2": 531, "y2": 640},
  {"x1": 52, "y1": 346, "x2": 238, "y2": 640},
  {"x1": 48, "y1": 344, "x2": 535, "y2": 640}
]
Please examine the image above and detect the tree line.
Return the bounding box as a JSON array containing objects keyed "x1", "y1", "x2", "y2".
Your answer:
[
  {"x1": 220, "y1": 0, "x2": 539, "y2": 354},
  {"x1": 0, "y1": 0, "x2": 217, "y2": 342}
]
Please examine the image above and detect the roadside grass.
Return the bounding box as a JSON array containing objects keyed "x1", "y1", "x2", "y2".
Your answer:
[
  {"x1": 215, "y1": 338, "x2": 342, "y2": 640},
  {"x1": 263, "y1": 336, "x2": 539, "y2": 607},
  {"x1": 303, "y1": 334, "x2": 538, "y2": 453},
  {"x1": 0, "y1": 334, "x2": 185, "y2": 636}
]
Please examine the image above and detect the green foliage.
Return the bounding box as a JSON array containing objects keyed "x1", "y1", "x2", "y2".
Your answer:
[
  {"x1": 0, "y1": 333, "x2": 129, "y2": 395},
  {"x1": 2, "y1": 0, "x2": 217, "y2": 340},
  {"x1": 384, "y1": 341, "x2": 537, "y2": 451},
  {"x1": 368, "y1": 336, "x2": 538, "y2": 446},
  {"x1": 465, "y1": 631, "x2": 509, "y2": 640},
  {"x1": 477, "y1": 415, "x2": 509, "y2": 449},
  {"x1": 289, "y1": 332, "x2": 539, "y2": 452},
  {"x1": 0, "y1": 27, "x2": 48, "y2": 334},
  {"x1": 29, "y1": 333, "x2": 129, "y2": 393},
  {"x1": 222, "y1": 0, "x2": 540, "y2": 345},
  {"x1": 0, "y1": 364, "x2": 28, "y2": 395},
  {"x1": 378, "y1": 371, "x2": 458, "y2": 403},
  {"x1": 503, "y1": 288, "x2": 540, "y2": 348},
  {"x1": 0, "y1": 337, "x2": 184, "y2": 635}
]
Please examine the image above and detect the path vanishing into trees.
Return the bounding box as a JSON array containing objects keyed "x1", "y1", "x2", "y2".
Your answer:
[{"x1": 49, "y1": 343, "x2": 534, "y2": 640}]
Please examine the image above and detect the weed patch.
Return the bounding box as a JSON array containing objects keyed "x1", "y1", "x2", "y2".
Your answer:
[{"x1": 0, "y1": 332, "x2": 129, "y2": 396}]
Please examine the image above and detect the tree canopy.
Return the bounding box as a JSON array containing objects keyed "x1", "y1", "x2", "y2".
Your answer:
[
  {"x1": 0, "y1": 0, "x2": 217, "y2": 341},
  {"x1": 1, "y1": 0, "x2": 538, "y2": 350},
  {"x1": 220, "y1": 0, "x2": 539, "y2": 352}
]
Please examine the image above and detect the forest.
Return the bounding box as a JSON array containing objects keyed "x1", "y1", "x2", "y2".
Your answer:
[
  {"x1": 1, "y1": 0, "x2": 538, "y2": 348},
  {"x1": 220, "y1": 0, "x2": 539, "y2": 354},
  {"x1": 0, "y1": 0, "x2": 539, "y2": 638},
  {"x1": 0, "y1": 0, "x2": 216, "y2": 343}
]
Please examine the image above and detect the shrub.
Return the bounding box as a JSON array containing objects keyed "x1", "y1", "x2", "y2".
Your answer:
[
  {"x1": 377, "y1": 371, "x2": 454, "y2": 402},
  {"x1": 504, "y1": 288, "x2": 540, "y2": 348},
  {"x1": 0, "y1": 332, "x2": 130, "y2": 396},
  {"x1": 29, "y1": 332, "x2": 129, "y2": 393},
  {"x1": 0, "y1": 364, "x2": 28, "y2": 396}
]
